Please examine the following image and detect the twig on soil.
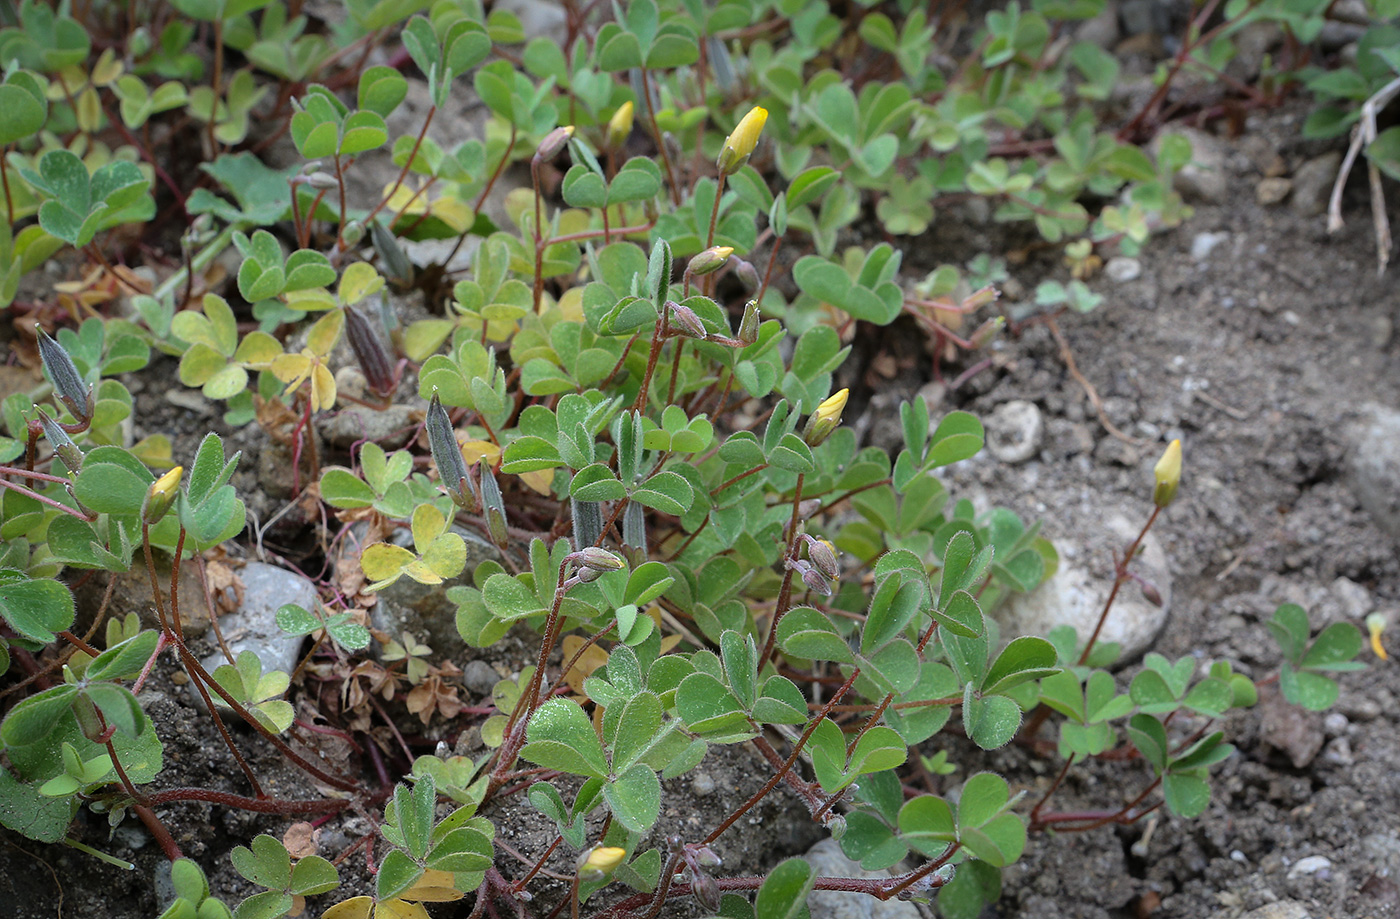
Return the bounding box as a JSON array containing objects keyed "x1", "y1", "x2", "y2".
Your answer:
[
  {"x1": 1191, "y1": 389, "x2": 1249, "y2": 421},
  {"x1": 1045, "y1": 316, "x2": 1146, "y2": 448}
]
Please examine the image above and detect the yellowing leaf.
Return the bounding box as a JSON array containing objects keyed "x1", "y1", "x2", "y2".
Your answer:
[
  {"x1": 361, "y1": 543, "x2": 415, "y2": 582},
  {"x1": 92, "y1": 48, "x2": 124, "y2": 85},
  {"x1": 460, "y1": 441, "x2": 501, "y2": 466},
  {"x1": 562, "y1": 634, "x2": 609, "y2": 694},
  {"x1": 307, "y1": 309, "x2": 345, "y2": 356},
  {"x1": 376, "y1": 901, "x2": 430, "y2": 919},
  {"x1": 519, "y1": 469, "x2": 554, "y2": 496},
  {"x1": 271, "y1": 351, "x2": 313, "y2": 388},
  {"x1": 234, "y1": 330, "x2": 283, "y2": 367},
  {"x1": 338, "y1": 262, "x2": 385, "y2": 307},
  {"x1": 286, "y1": 287, "x2": 337, "y2": 311},
  {"x1": 322, "y1": 896, "x2": 373, "y2": 919},
  {"x1": 401, "y1": 869, "x2": 464, "y2": 902},
  {"x1": 311, "y1": 363, "x2": 337, "y2": 411},
  {"x1": 410, "y1": 504, "x2": 447, "y2": 548}
]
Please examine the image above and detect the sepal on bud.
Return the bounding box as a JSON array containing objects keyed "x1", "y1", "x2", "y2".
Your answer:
[
  {"x1": 36, "y1": 407, "x2": 82, "y2": 472},
  {"x1": 427, "y1": 392, "x2": 476, "y2": 511},
  {"x1": 686, "y1": 246, "x2": 733, "y2": 277},
  {"x1": 535, "y1": 125, "x2": 575, "y2": 162},
  {"x1": 37, "y1": 330, "x2": 92, "y2": 423}
]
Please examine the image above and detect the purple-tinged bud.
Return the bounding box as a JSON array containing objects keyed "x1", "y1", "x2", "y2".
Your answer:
[
  {"x1": 371, "y1": 221, "x2": 414, "y2": 286},
  {"x1": 37, "y1": 330, "x2": 92, "y2": 423},
  {"x1": 790, "y1": 558, "x2": 832, "y2": 596},
  {"x1": 691, "y1": 871, "x2": 721, "y2": 913},
  {"x1": 1139, "y1": 580, "x2": 1164, "y2": 608},
  {"x1": 732, "y1": 257, "x2": 760, "y2": 290},
  {"x1": 535, "y1": 125, "x2": 575, "y2": 162},
  {"x1": 668, "y1": 301, "x2": 707, "y2": 339},
  {"x1": 797, "y1": 498, "x2": 822, "y2": 518},
  {"x1": 576, "y1": 565, "x2": 604, "y2": 583},
  {"x1": 478, "y1": 458, "x2": 508, "y2": 546},
  {"x1": 36, "y1": 407, "x2": 82, "y2": 472},
  {"x1": 344, "y1": 305, "x2": 396, "y2": 396},
  {"x1": 343, "y1": 305, "x2": 394, "y2": 395},
  {"x1": 427, "y1": 392, "x2": 476, "y2": 511},
  {"x1": 805, "y1": 536, "x2": 839, "y2": 580},
  {"x1": 693, "y1": 846, "x2": 722, "y2": 869},
  {"x1": 737, "y1": 299, "x2": 761, "y2": 345},
  {"x1": 304, "y1": 171, "x2": 338, "y2": 189}
]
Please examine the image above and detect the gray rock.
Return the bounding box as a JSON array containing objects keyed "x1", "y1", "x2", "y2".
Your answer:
[
  {"x1": 318, "y1": 403, "x2": 419, "y2": 449},
  {"x1": 1327, "y1": 576, "x2": 1373, "y2": 621},
  {"x1": 996, "y1": 515, "x2": 1171, "y2": 662},
  {"x1": 1260, "y1": 689, "x2": 1325, "y2": 768},
  {"x1": 462, "y1": 659, "x2": 501, "y2": 697},
  {"x1": 1291, "y1": 152, "x2": 1342, "y2": 218},
  {"x1": 801, "y1": 838, "x2": 921, "y2": 919},
  {"x1": 1256, "y1": 177, "x2": 1292, "y2": 206},
  {"x1": 1105, "y1": 256, "x2": 1142, "y2": 282},
  {"x1": 1344, "y1": 403, "x2": 1400, "y2": 540},
  {"x1": 985, "y1": 400, "x2": 1044, "y2": 464},
  {"x1": 201, "y1": 561, "x2": 319, "y2": 676},
  {"x1": 691, "y1": 773, "x2": 716, "y2": 797},
  {"x1": 1191, "y1": 231, "x2": 1229, "y2": 261},
  {"x1": 366, "y1": 525, "x2": 503, "y2": 662},
  {"x1": 1154, "y1": 127, "x2": 1228, "y2": 203},
  {"x1": 1287, "y1": 855, "x2": 1332, "y2": 879},
  {"x1": 496, "y1": 0, "x2": 567, "y2": 42}
]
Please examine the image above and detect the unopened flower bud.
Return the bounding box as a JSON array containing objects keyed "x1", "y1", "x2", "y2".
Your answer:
[
  {"x1": 344, "y1": 305, "x2": 395, "y2": 395},
  {"x1": 687, "y1": 246, "x2": 733, "y2": 278},
  {"x1": 1139, "y1": 580, "x2": 1163, "y2": 608},
  {"x1": 36, "y1": 408, "x2": 83, "y2": 472},
  {"x1": 668, "y1": 301, "x2": 707, "y2": 339},
  {"x1": 1367, "y1": 613, "x2": 1388, "y2": 661},
  {"x1": 341, "y1": 219, "x2": 365, "y2": 248},
  {"x1": 825, "y1": 814, "x2": 847, "y2": 839},
  {"x1": 576, "y1": 565, "x2": 604, "y2": 583},
  {"x1": 693, "y1": 846, "x2": 722, "y2": 869},
  {"x1": 304, "y1": 171, "x2": 338, "y2": 189},
  {"x1": 732, "y1": 257, "x2": 760, "y2": 289},
  {"x1": 142, "y1": 465, "x2": 182, "y2": 525},
  {"x1": 371, "y1": 221, "x2": 414, "y2": 285},
  {"x1": 478, "y1": 458, "x2": 508, "y2": 546},
  {"x1": 606, "y1": 101, "x2": 634, "y2": 149},
  {"x1": 963, "y1": 285, "x2": 1000, "y2": 311},
  {"x1": 969, "y1": 315, "x2": 1004, "y2": 349},
  {"x1": 72, "y1": 691, "x2": 106, "y2": 743},
  {"x1": 737, "y1": 299, "x2": 761, "y2": 344},
  {"x1": 578, "y1": 846, "x2": 626, "y2": 881},
  {"x1": 571, "y1": 546, "x2": 626, "y2": 572},
  {"x1": 37, "y1": 330, "x2": 92, "y2": 423},
  {"x1": 1152, "y1": 439, "x2": 1181, "y2": 508},
  {"x1": 716, "y1": 106, "x2": 768, "y2": 177},
  {"x1": 798, "y1": 498, "x2": 822, "y2": 518},
  {"x1": 803, "y1": 388, "x2": 849, "y2": 448},
  {"x1": 800, "y1": 563, "x2": 833, "y2": 596},
  {"x1": 535, "y1": 125, "x2": 575, "y2": 162},
  {"x1": 662, "y1": 131, "x2": 682, "y2": 169},
  {"x1": 806, "y1": 537, "x2": 839, "y2": 579},
  {"x1": 691, "y1": 871, "x2": 722, "y2": 913},
  {"x1": 427, "y1": 392, "x2": 476, "y2": 511}
]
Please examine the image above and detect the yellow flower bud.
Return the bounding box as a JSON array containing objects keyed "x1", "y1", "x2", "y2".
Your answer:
[
  {"x1": 579, "y1": 846, "x2": 627, "y2": 880},
  {"x1": 536, "y1": 125, "x2": 575, "y2": 161},
  {"x1": 803, "y1": 388, "x2": 849, "y2": 447},
  {"x1": 607, "y1": 101, "x2": 634, "y2": 148},
  {"x1": 1153, "y1": 439, "x2": 1182, "y2": 508},
  {"x1": 1367, "y1": 613, "x2": 1388, "y2": 661},
  {"x1": 716, "y1": 106, "x2": 768, "y2": 177},
  {"x1": 142, "y1": 465, "x2": 183, "y2": 525},
  {"x1": 687, "y1": 246, "x2": 734, "y2": 277}
]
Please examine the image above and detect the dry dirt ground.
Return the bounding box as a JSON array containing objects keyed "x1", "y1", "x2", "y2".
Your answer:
[{"x1": 3, "y1": 102, "x2": 1400, "y2": 919}]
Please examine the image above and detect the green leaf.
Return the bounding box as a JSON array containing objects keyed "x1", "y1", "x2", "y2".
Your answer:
[
  {"x1": 754, "y1": 858, "x2": 816, "y2": 919},
  {"x1": 1301, "y1": 622, "x2": 1364, "y2": 670},
  {"x1": 230, "y1": 834, "x2": 292, "y2": 890},
  {"x1": 521, "y1": 698, "x2": 609, "y2": 778},
  {"x1": 632, "y1": 471, "x2": 693, "y2": 515},
  {"x1": 1162, "y1": 772, "x2": 1210, "y2": 818},
  {"x1": 777, "y1": 607, "x2": 853, "y2": 663},
  {"x1": 982, "y1": 637, "x2": 1058, "y2": 694},
  {"x1": 0, "y1": 572, "x2": 76, "y2": 643},
  {"x1": 376, "y1": 849, "x2": 424, "y2": 902},
  {"x1": 962, "y1": 686, "x2": 1021, "y2": 750},
  {"x1": 604, "y1": 763, "x2": 661, "y2": 833}
]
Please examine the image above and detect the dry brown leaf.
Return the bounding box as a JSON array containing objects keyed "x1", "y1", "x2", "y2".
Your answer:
[{"x1": 283, "y1": 821, "x2": 320, "y2": 858}]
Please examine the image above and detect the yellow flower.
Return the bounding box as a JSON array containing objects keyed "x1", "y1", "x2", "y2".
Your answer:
[
  {"x1": 716, "y1": 106, "x2": 768, "y2": 176},
  {"x1": 1367, "y1": 613, "x2": 1388, "y2": 661},
  {"x1": 1153, "y1": 439, "x2": 1182, "y2": 508},
  {"x1": 142, "y1": 465, "x2": 183, "y2": 524},
  {"x1": 803, "y1": 388, "x2": 849, "y2": 447},
  {"x1": 579, "y1": 846, "x2": 627, "y2": 880},
  {"x1": 607, "y1": 101, "x2": 634, "y2": 148}
]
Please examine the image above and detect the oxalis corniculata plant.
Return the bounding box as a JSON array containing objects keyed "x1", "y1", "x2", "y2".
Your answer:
[{"x1": 0, "y1": 2, "x2": 1381, "y2": 918}]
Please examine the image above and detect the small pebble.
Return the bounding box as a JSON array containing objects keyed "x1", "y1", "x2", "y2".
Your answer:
[
  {"x1": 1192, "y1": 232, "x2": 1228, "y2": 261},
  {"x1": 1287, "y1": 855, "x2": 1332, "y2": 879},
  {"x1": 692, "y1": 773, "x2": 716, "y2": 796},
  {"x1": 1256, "y1": 177, "x2": 1292, "y2": 205},
  {"x1": 1105, "y1": 256, "x2": 1142, "y2": 282}
]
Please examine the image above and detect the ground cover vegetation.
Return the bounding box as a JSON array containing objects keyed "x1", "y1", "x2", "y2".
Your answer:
[{"x1": 0, "y1": 0, "x2": 1395, "y2": 916}]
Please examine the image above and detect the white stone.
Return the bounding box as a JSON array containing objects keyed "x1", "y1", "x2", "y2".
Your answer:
[
  {"x1": 802, "y1": 839, "x2": 920, "y2": 919},
  {"x1": 985, "y1": 400, "x2": 1044, "y2": 464},
  {"x1": 1105, "y1": 257, "x2": 1142, "y2": 282},
  {"x1": 201, "y1": 561, "x2": 319, "y2": 677},
  {"x1": 1287, "y1": 855, "x2": 1332, "y2": 879}
]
